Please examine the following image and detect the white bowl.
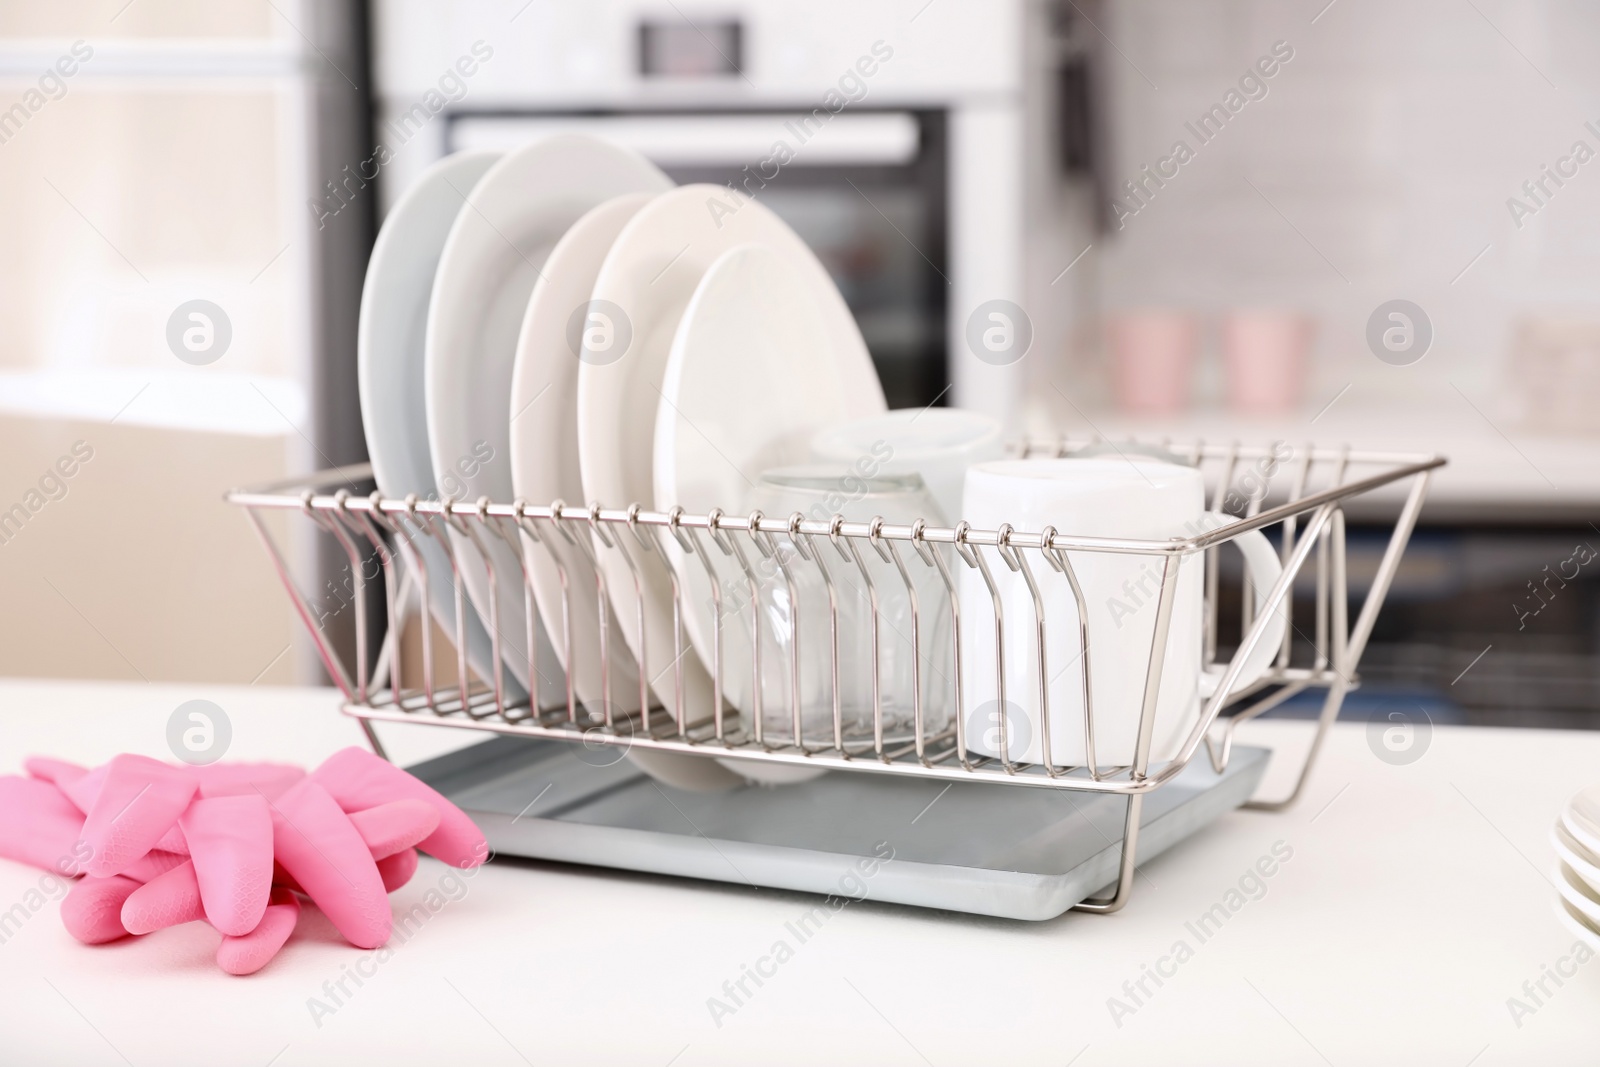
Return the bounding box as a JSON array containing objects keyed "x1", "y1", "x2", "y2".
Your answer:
[
  {"x1": 1554, "y1": 891, "x2": 1600, "y2": 953},
  {"x1": 1563, "y1": 782, "x2": 1600, "y2": 859},
  {"x1": 1555, "y1": 857, "x2": 1600, "y2": 929},
  {"x1": 1551, "y1": 819, "x2": 1600, "y2": 897}
]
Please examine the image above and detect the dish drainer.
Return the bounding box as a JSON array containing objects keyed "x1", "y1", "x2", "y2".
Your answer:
[{"x1": 228, "y1": 437, "x2": 1441, "y2": 916}]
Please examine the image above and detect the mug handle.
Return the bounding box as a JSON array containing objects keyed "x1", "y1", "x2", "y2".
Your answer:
[{"x1": 1197, "y1": 511, "x2": 1287, "y2": 699}]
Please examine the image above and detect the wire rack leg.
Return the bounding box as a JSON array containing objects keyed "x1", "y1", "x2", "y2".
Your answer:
[
  {"x1": 1243, "y1": 679, "x2": 1344, "y2": 812},
  {"x1": 1244, "y1": 470, "x2": 1431, "y2": 810},
  {"x1": 1072, "y1": 793, "x2": 1143, "y2": 914},
  {"x1": 357, "y1": 717, "x2": 389, "y2": 761}
]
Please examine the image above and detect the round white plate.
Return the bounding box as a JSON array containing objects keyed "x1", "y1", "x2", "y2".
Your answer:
[
  {"x1": 357, "y1": 150, "x2": 505, "y2": 692},
  {"x1": 426, "y1": 133, "x2": 668, "y2": 702},
  {"x1": 655, "y1": 244, "x2": 884, "y2": 782},
  {"x1": 577, "y1": 186, "x2": 881, "y2": 734},
  {"x1": 508, "y1": 190, "x2": 745, "y2": 792},
  {"x1": 510, "y1": 193, "x2": 655, "y2": 714}
]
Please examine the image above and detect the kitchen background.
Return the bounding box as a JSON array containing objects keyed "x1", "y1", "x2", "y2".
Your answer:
[{"x1": 2, "y1": 0, "x2": 1597, "y2": 729}]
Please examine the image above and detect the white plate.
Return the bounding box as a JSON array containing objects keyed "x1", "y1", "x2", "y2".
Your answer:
[
  {"x1": 654, "y1": 244, "x2": 884, "y2": 783},
  {"x1": 1564, "y1": 783, "x2": 1600, "y2": 859},
  {"x1": 357, "y1": 150, "x2": 506, "y2": 692},
  {"x1": 426, "y1": 134, "x2": 668, "y2": 701},
  {"x1": 656, "y1": 243, "x2": 884, "y2": 533},
  {"x1": 507, "y1": 191, "x2": 745, "y2": 793},
  {"x1": 510, "y1": 193, "x2": 656, "y2": 714},
  {"x1": 578, "y1": 187, "x2": 881, "y2": 732}
]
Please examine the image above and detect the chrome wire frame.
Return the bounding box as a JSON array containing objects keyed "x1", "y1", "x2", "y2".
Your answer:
[{"x1": 229, "y1": 438, "x2": 1442, "y2": 914}]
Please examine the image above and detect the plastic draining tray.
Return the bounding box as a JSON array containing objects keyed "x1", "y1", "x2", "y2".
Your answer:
[{"x1": 407, "y1": 736, "x2": 1270, "y2": 921}]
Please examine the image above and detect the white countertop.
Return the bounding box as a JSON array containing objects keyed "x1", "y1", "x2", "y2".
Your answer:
[{"x1": 0, "y1": 677, "x2": 1594, "y2": 1066}]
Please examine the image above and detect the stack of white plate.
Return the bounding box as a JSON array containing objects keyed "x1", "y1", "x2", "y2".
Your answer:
[
  {"x1": 356, "y1": 133, "x2": 888, "y2": 789},
  {"x1": 1551, "y1": 784, "x2": 1600, "y2": 947}
]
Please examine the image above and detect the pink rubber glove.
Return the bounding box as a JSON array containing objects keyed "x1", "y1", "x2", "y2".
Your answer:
[
  {"x1": 54, "y1": 762, "x2": 188, "y2": 857},
  {"x1": 269, "y1": 779, "x2": 390, "y2": 949},
  {"x1": 29, "y1": 751, "x2": 462, "y2": 869},
  {"x1": 54, "y1": 762, "x2": 104, "y2": 816},
  {"x1": 349, "y1": 799, "x2": 441, "y2": 859},
  {"x1": 118, "y1": 849, "x2": 187, "y2": 884},
  {"x1": 312, "y1": 747, "x2": 488, "y2": 869},
  {"x1": 61, "y1": 875, "x2": 142, "y2": 945},
  {"x1": 120, "y1": 861, "x2": 205, "y2": 935},
  {"x1": 263, "y1": 847, "x2": 421, "y2": 896},
  {"x1": 5, "y1": 761, "x2": 301, "y2": 960},
  {"x1": 5, "y1": 751, "x2": 482, "y2": 971},
  {"x1": 377, "y1": 849, "x2": 420, "y2": 893},
  {"x1": 180, "y1": 795, "x2": 273, "y2": 936},
  {"x1": 78, "y1": 755, "x2": 197, "y2": 877},
  {"x1": 123, "y1": 797, "x2": 438, "y2": 935},
  {"x1": 0, "y1": 776, "x2": 88, "y2": 874},
  {"x1": 216, "y1": 888, "x2": 299, "y2": 976},
  {"x1": 117, "y1": 869, "x2": 303, "y2": 974},
  {"x1": 195, "y1": 762, "x2": 305, "y2": 801},
  {"x1": 23, "y1": 756, "x2": 89, "y2": 792},
  {"x1": 0, "y1": 776, "x2": 182, "y2": 944},
  {"x1": 53, "y1": 759, "x2": 301, "y2": 858}
]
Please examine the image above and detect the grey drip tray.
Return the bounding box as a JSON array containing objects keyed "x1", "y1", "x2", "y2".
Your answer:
[{"x1": 406, "y1": 737, "x2": 1270, "y2": 921}]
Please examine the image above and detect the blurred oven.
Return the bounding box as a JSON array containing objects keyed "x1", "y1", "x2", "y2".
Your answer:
[
  {"x1": 372, "y1": 0, "x2": 1102, "y2": 420},
  {"x1": 448, "y1": 109, "x2": 947, "y2": 408}
]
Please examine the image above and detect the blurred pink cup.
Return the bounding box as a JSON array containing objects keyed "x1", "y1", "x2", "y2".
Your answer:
[
  {"x1": 1222, "y1": 310, "x2": 1313, "y2": 414},
  {"x1": 1107, "y1": 312, "x2": 1198, "y2": 414}
]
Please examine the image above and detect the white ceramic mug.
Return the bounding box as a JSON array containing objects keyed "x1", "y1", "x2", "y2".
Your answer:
[{"x1": 959, "y1": 459, "x2": 1287, "y2": 768}]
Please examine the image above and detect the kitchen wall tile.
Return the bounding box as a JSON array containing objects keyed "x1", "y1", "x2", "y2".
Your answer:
[{"x1": 1098, "y1": 0, "x2": 1600, "y2": 376}]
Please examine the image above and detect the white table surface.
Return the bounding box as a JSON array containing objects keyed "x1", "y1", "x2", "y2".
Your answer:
[{"x1": 0, "y1": 676, "x2": 1594, "y2": 1066}]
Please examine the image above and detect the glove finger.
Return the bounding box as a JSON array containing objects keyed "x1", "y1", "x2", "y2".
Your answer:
[
  {"x1": 62, "y1": 875, "x2": 140, "y2": 944},
  {"x1": 376, "y1": 848, "x2": 419, "y2": 893},
  {"x1": 58, "y1": 762, "x2": 105, "y2": 816},
  {"x1": 80, "y1": 755, "x2": 197, "y2": 878},
  {"x1": 117, "y1": 848, "x2": 187, "y2": 885},
  {"x1": 312, "y1": 748, "x2": 487, "y2": 870},
  {"x1": 270, "y1": 860, "x2": 303, "y2": 894},
  {"x1": 182, "y1": 795, "x2": 272, "y2": 937},
  {"x1": 120, "y1": 861, "x2": 204, "y2": 934},
  {"x1": 195, "y1": 763, "x2": 305, "y2": 801},
  {"x1": 349, "y1": 800, "x2": 439, "y2": 861},
  {"x1": 24, "y1": 757, "x2": 88, "y2": 791},
  {"x1": 216, "y1": 887, "x2": 299, "y2": 976},
  {"x1": 270, "y1": 779, "x2": 389, "y2": 949},
  {"x1": 58, "y1": 761, "x2": 189, "y2": 854},
  {"x1": 270, "y1": 807, "x2": 421, "y2": 894},
  {"x1": 0, "y1": 776, "x2": 88, "y2": 874}
]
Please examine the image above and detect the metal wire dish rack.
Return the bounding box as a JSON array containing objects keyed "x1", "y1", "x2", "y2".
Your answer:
[{"x1": 228, "y1": 437, "x2": 1442, "y2": 914}]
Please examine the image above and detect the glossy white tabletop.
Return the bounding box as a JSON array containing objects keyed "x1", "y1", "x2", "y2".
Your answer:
[{"x1": 0, "y1": 677, "x2": 1591, "y2": 1066}]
